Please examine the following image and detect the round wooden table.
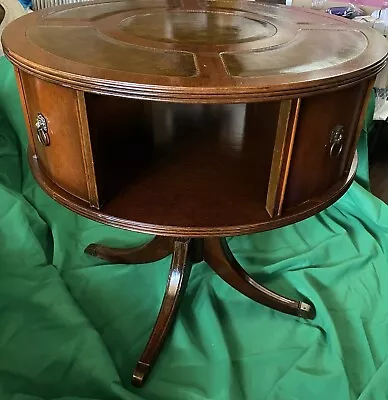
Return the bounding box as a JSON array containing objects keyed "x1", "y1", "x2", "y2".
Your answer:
[{"x1": 2, "y1": 0, "x2": 387, "y2": 386}]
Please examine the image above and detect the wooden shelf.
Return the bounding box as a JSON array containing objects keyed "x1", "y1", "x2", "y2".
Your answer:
[{"x1": 29, "y1": 135, "x2": 357, "y2": 237}]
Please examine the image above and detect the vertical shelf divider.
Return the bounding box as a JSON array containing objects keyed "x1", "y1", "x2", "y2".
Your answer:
[
  {"x1": 266, "y1": 98, "x2": 301, "y2": 217},
  {"x1": 76, "y1": 90, "x2": 100, "y2": 209}
]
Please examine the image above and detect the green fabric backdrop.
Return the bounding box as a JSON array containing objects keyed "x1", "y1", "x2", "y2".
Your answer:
[{"x1": 1, "y1": 56, "x2": 388, "y2": 400}]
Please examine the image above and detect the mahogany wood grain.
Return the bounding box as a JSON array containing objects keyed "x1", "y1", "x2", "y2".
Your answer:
[
  {"x1": 2, "y1": 1, "x2": 387, "y2": 102},
  {"x1": 20, "y1": 71, "x2": 89, "y2": 201},
  {"x1": 343, "y1": 79, "x2": 376, "y2": 175},
  {"x1": 266, "y1": 99, "x2": 300, "y2": 217},
  {"x1": 203, "y1": 237, "x2": 315, "y2": 318},
  {"x1": 76, "y1": 91, "x2": 100, "y2": 208},
  {"x1": 131, "y1": 238, "x2": 192, "y2": 386},
  {"x1": 13, "y1": 67, "x2": 36, "y2": 156},
  {"x1": 28, "y1": 149, "x2": 358, "y2": 236},
  {"x1": 85, "y1": 236, "x2": 174, "y2": 264},
  {"x1": 86, "y1": 234, "x2": 314, "y2": 386},
  {"x1": 284, "y1": 82, "x2": 368, "y2": 209}
]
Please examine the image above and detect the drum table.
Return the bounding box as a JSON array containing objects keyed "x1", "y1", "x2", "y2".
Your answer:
[{"x1": 2, "y1": 0, "x2": 387, "y2": 387}]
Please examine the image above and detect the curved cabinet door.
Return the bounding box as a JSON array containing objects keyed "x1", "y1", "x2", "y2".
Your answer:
[
  {"x1": 284, "y1": 80, "x2": 372, "y2": 210},
  {"x1": 17, "y1": 71, "x2": 92, "y2": 203}
]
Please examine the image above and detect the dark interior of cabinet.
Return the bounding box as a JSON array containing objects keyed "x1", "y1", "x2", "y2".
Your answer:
[
  {"x1": 85, "y1": 94, "x2": 153, "y2": 207},
  {"x1": 84, "y1": 94, "x2": 281, "y2": 227}
]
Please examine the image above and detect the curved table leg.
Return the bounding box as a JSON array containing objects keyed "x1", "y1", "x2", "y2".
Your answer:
[
  {"x1": 84, "y1": 236, "x2": 174, "y2": 264},
  {"x1": 132, "y1": 238, "x2": 192, "y2": 386},
  {"x1": 203, "y1": 237, "x2": 315, "y2": 319}
]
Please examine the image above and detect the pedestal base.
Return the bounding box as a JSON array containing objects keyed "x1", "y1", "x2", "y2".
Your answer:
[{"x1": 85, "y1": 236, "x2": 315, "y2": 387}]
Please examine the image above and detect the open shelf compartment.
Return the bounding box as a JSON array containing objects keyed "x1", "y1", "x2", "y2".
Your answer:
[{"x1": 85, "y1": 94, "x2": 281, "y2": 229}]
